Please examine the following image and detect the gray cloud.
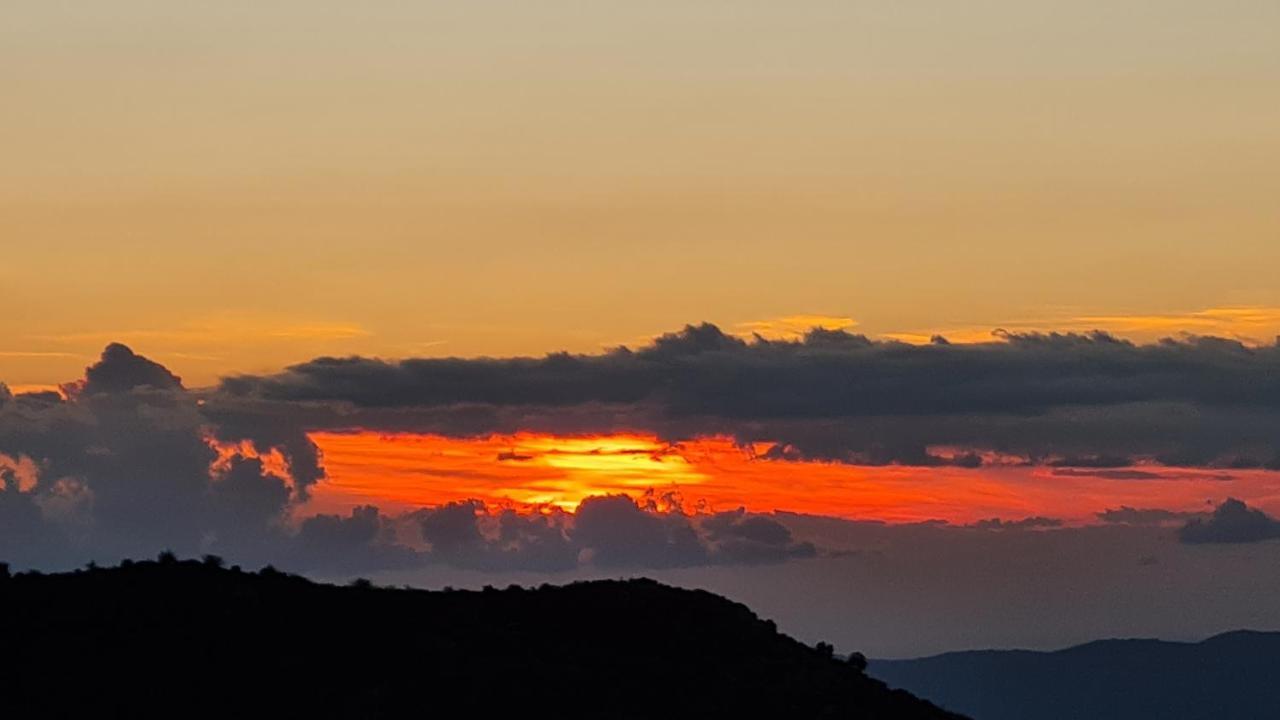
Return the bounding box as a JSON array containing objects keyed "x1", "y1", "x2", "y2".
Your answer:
[
  {"x1": 409, "y1": 497, "x2": 815, "y2": 572},
  {"x1": 0, "y1": 346, "x2": 372, "y2": 570},
  {"x1": 969, "y1": 516, "x2": 1064, "y2": 531},
  {"x1": 1097, "y1": 506, "x2": 1205, "y2": 526},
  {"x1": 0, "y1": 345, "x2": 830, "y2": 573},
  {"x1": 211, "y1": 324, "x2": 1280, "y2": 469},
  {"x1": 1179, "y1": 498, "x2": 1280, "y2": 544},
  {"x1": 7, "y1": 333, "x2": 1280, "y2": 577},
  {"x1": 700, "y1": 507, "x2": 818, "y2": 564},
  {"x1": 82, "y1": 343, "x2": 183, "y2": 395},
  {"x1": 291, "y1": 505, "x2": 418, "y2": 573}
]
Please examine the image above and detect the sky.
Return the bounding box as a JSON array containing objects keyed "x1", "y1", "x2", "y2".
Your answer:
[
  {"x1": 4, "y1": 1, "x2": 1280, "y2": 386},
  {"x1": 4, "y1": 1, "x2": 1280, "y2": 657}
]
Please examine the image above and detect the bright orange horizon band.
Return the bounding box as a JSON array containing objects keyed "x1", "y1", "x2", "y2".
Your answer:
[{"x1": 285, "y1": 431, "x2": 1280, "y2": 524}]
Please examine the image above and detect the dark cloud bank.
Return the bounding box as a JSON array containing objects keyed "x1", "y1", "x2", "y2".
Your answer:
[
  {"x1": 5, "y1": 325, "x2": 1280, "y2": 574},
  {"x1": 218, "y1": 323, "x2": 1280, "y2": 469}
]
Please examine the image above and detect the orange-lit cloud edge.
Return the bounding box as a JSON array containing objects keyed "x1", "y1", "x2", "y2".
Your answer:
[{"x1": 247, "y1": 430, "x2": 1280, "y2": 527}]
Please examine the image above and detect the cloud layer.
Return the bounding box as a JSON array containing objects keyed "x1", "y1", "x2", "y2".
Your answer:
[
  {"x1": 0, "y1": 343, "x2": 817, "y2": 572},
  {"x1": 5, "y1": 325, "x2": 1280, "y2": 574},
  {"x1": 217, "y1": 324, "x2": 1280, "y2": 469}
]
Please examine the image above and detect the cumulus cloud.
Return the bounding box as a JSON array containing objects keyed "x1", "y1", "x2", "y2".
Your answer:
[
  {"x1": 212, "y1": 323, "x2": 1280, "y2": 469},
  {"x1": 1178, "y1": 499, "x2": 1280, "y2": 544},
  {"x1": 0, "y1": 345, "x2": 384, "y2": 570},
  {"x1": 292, "y1": 505, "x2": 417, "y2": 573},
  {"x1": 80, "y1": 343, "x2": 183, "y2": 395},
  {"x1": 8, "y1": 330, "x2": 1280, "y2": 574},
  {"x1": 700, "y1": 507, "x2": 818, "y2": 564},
  {"x1": 0, "y1": 345, "x2": 830, "y2": 573},
  {"x1": 408, "y1": 497, "x2": 815, "y2": 572}
]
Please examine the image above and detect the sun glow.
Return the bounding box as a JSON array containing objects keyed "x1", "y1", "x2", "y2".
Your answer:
[
  {"x1": 307, "y1": 432, "x2": 713, "y2": 512},
  {"x1": 303, "y1": 431, "x2": 1280, "y2": 524}
]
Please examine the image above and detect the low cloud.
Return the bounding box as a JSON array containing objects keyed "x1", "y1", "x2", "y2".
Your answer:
[
  {"x1": 213, "y1": 323, "x2": 1280, "y2": 469},
  {"x1": 0, "y1": 345, "x2": 828, "y2": 573},
  {"x1": 7, "y1": 333, "x2": 1280, "y2": 574},
  {"x1": 969, "y1": 516, "x2": 1063, "y2": 531},
  {"x1": 1179, "y1": 498, "x2": 1280, "y2": 544},
  {"x1": 0, "y1": 345, "x2": 339, "y2": 569},
  {"x1": 1097, "y1": 506, "x2": 1205, "y2": 526},
  {"x1": 409, "y1": 497, "x2": 816, "y2": 572}
]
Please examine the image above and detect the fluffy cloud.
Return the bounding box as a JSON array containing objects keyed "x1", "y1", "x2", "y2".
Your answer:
[
  {"x1": 80, "y1": 343, "x2": 183, "y2": 395},
  {"x1": 0, "y1": 346, "x2": 364, "y2": 569},
  {"x1": 700, "y1": 507, "x2": 818, "y2": 564},
  {"x1": 214, "y1": 324, "x2": 1280, "y2": 469},
  {"x1": 1179, "y1": 499, "x2": 1280, "y2": 544},
  {"x1": 408, "y1": 497, "x2": 816, "y2": 572},
  {"x1": 0, "y1": 345, "x2": 829, "y2": 573},
  {"x1": 8, "y1": 331, "x2": 1280, "y2": 575},
  {"x1": 292, "y1": 505, "x2": 418, "y2": 573}
]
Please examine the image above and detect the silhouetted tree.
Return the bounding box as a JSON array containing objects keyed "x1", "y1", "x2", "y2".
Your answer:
[
  {"x1": 202, "y1": 554, "x2": 225, "y2": 568},
  {"x1": 157, "y1": 550, "x2": 177, "y2": 564},
  {"x1": 816, "y1": 641, "x2": 835, "y2": 659},
  {"x1": 349, "y1": 578, "x2": 374, "y2": 589},
  {"x1": 847, "y1": 652, "x2": 868, "y2": 673},
  {"x1": 0, "y1": 562, "x2": 9, "y2": 581}
]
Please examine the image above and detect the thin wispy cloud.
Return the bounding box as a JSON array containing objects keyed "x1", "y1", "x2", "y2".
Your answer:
[
  {"x1": 734, "y1": 314, "x2": 858, "y2": 341},
  {"x1": 883, "y1": 306, "x2": 1280, "y2": 346},
  {"x1": 0, "y1": 351, "x2": 79, "y2": 358},
  {"x1": 33, "y1": 316, "x2": 370, "y2": 346}
]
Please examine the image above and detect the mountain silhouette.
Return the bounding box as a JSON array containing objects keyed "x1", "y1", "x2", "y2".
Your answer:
[
  {"x1": 0, "y1": 558, "x2": 962, "y2": 719},
  {"x1": 871, "y1": 631, "x2": 1280, "y2": 720}
]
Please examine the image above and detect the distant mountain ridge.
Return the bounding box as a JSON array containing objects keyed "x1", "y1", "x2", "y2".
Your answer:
[
  {"x1": 871, "y1": 630, "x2": 1280, "y2": 720},
  {"x1": 0, "y1": 558, "x2": 962, "y2": 719}
]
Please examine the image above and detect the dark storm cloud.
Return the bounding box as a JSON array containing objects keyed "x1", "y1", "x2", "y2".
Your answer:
[
  {"x1": 1178, "y1": 499, "x2": 1280, "y2": 544},
  {"x1": 212, "y1": 323, "x2": 1280, "y2": 468}
]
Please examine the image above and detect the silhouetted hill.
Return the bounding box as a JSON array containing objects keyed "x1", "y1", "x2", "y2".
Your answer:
[
  {"x1": 871, "y1": 631, "x2": 1280, "y2": 720},
  {"x1": 0, "y1": 558, "x2": 962, "y2": 719}
]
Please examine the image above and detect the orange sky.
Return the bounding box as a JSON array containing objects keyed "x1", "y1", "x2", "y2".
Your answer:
[
  {"x1": 4, "y1": 2, "x2": 1280, "y2": 388},
  {"x1": 297, "y1": 431, "x2": 1280, "y2": 524}
]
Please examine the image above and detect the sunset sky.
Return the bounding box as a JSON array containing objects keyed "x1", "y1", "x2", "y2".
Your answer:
[
  {"x1": 5, "y1": 1, "x2": 1280, "y2": 388},
  {"x1": 4, "y1": 1, "x2": 1280, "y2": 656}
]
